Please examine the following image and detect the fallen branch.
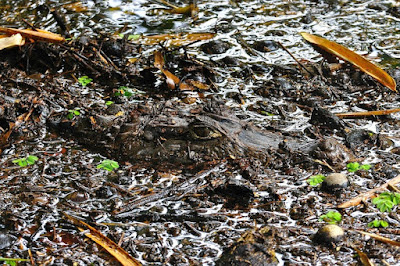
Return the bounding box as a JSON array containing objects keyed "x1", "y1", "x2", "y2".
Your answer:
[{"x1": 338, "y1": 174, "x2": 400, "y2": 208}]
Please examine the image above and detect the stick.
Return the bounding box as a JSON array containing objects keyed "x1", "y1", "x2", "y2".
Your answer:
[{"x1": 338, "y1": 174, "x2": 400, "y2": 208}]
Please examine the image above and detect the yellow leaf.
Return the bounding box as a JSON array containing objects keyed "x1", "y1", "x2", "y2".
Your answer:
[
  {"x1": 115, "y1": 111, "x2": 124, "y2": 117},
  {"x1": 300, "y1": 32, "x2": 396, "y2": 92},
  {"x1": 0, "y1": 34, "x2": 25, "y2": 50},
  {"x1": 0, "y1": 27, "x2": 65, "y2": 43},
  {"x1": 64, "y1": 213, "x2": 141, "y2": 266}
]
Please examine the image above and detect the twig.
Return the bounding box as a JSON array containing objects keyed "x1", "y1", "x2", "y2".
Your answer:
[
  {"x1": 277, "y1": 41, "x2": 314, "y2": 76},
  {"x1": 338, "y1": 174, "x2": 400, "y2": 208}
]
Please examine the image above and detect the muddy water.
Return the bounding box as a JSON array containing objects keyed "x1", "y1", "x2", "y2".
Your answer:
[{"x1": 1, "y1": 0, "x2": 400, "y2": 265}]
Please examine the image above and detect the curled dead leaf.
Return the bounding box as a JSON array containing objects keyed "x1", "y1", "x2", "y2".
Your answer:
[
  {"x1": 300, "y1": 32, "x2": 396, "y2": 92},
  {"x1": 0, "y1": 34, "x2": 25, "y2": 50}
]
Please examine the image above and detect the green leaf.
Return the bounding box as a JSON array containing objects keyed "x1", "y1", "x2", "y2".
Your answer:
[
  {"x1": 372, "y1": 193, "x2": 396, "y2": 212},
  {"x1": 26, "y1": 155, "x2": 38, "y2": 165},
  {"x1": 307, "y1": 174, "x2": 325, "y2": 186},
  {"x1": 106, "y1": 101, "x2": 114, "y2": 106},
  {"x1": 128, "y1": 34, "x2": 140, "y2": 41},
  {"x1": 78, "y1": 76, "x2": 93, "y2": 87},
  {"x1": 359, "y1": 164, "x2": 371, "y2": 171},
  {"x1": 319, "y1": 211, "x2": 342, "y2": 224},
  {"x1": 368, "y1": 219, "x2": 389, "y2": 228},
  {"x1": 347, "y1": 162, "x2": 360, "y2": 172},
  {"x1": 13, "y1": 158, "x2": 28, "y2": 167},
  {"x1": 97, "y1": 159, "x2": 119, "y2": 172}
]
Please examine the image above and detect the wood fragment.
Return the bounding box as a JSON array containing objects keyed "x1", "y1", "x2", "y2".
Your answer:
[{"x1": 338, "y1": 174, "x2": 400, "y2": 208}]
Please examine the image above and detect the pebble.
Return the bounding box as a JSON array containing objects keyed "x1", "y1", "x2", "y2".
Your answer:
[
  {"x1": 314, "y1": 224, "x2": 344, "y2": 245},
  {"x1": 322, "y1": 173, "x2": 349, "y2": 191}
]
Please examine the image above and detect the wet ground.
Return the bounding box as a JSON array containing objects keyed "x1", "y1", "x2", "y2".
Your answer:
[{"x1": 1, "y1": 0, "x2": 400, "y2": 265}]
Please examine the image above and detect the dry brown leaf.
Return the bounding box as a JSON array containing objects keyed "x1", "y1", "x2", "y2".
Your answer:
[
  {"x1": 154, "y1": 51, "x2": 165, "y2": 70},
  {"x1": 162, "y1": 69, "x2": 180, "y2": 89},
  {"x1": 0, "y1": 27, "x2": 65, "y2": 43},
  {"x1": 186, "y1": 80, "x2": 210, "y2": 90},
  {"x1": 336, "y1": 108, "x2": 400, "y2": 118},
  {"x1": 64, "y1": 213, "x2": 141, "y2": 266},
  {"x1": 0, "y1": 34, "x2": 25, "y2": 50},
  {"x1": 63, "y1": 2, "x2": 88, "y2": 12},
  {"x1": 300, "y1": 32, "x2": 397, "y2": 92},
  {"x1": 164, "y1": 4, "x2": 198, "y2": 16},
  {"x1": 179, "y1": 82, "x2": 195, "y2": 91},
  {"x1": 354, "y1": 247, "x2": 375, "y2": 266},
  {"x1": 355, "y1": 230, "x2": 400, "y2": 247}
]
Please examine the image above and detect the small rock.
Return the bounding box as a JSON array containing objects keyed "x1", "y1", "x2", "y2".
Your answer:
[
  {"x1": 201, "y1": 40, "x2": 230, "y2": 54},
  {"x1": 314, "y1": 224, "x2": 344, "y2": 245},
  {"x1": 311, "y1": 106, "x2": 345, "y2": 131},
  {"x1": 252, "y1": 40, "x2": 279, "y2": 52},
  {"x1": 66, "y1": 191, "x2": 89, "y2": 202},
  {"x1": 322, "y1": 173, "x2": 349, "y2": 191}
]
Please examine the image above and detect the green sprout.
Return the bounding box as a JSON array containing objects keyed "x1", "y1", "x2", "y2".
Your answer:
[
  {"x1": 67, "y1": 108, "x2": 81, "y2": 120},
  {"x1": 97, "y1": 159, "x2": 119, "y2": 172},
  {"x1": 368, "y1": 219, "x2": 389, "y2": 228},
  {"x1": 78, "y1": 76, "x2": 93, "y2": 87},
  {"x1": 346, "y1": 162, "x2": 371, "y2": 173},
  {"x1": 372, "y1": 192, "x2": 400, "y2": 212},
  {"x1": 106, "y1": 101, "x2": 114, "y2": 106},
  {"x1": 319, "y1": 211, "x2": 342, "y2": 224},
  {"x1": 12, "y1": 155, "x2": 38, "y2": 167},
  {"x1": 0, "y1": 258, "x2": 29, "y2": 266},
  {"x1": 114, "y1": 86, "x2": 133, "y2": 97},
  {"x1": 260, "y1": 111, "x2": 275, "y2": 116},
  {"x1": 307, "y1": 174, "x2": 326, "y2": 186}
]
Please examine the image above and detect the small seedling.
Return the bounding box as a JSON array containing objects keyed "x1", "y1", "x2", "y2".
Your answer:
[
  {"x1": 260, "y1": 111, "x2": 275, "y2": 116},
  {"x1": 67, "y1": 108, "x2": 81, "y2": 120},
  {"x1": 307, "y1": 174, "x2": 326, "y2": 186},
  {"x1": 105, "y1": 101, "x2": 114, "y2": 106},
  {"x1": 319, "y1": 211, "x2": 342, "y2": 224},
  {"x1": 0, "y1": 257, "x2": 29, "y2": 266},
  {"x1": 114, "y1": 86, "x2": 133, "y2": 97},
  {"x1": 346, "y1": 162, "x2": 371, "y2": 173},
  {"x1": 78, "y1": 76, "x2": 93, "y2": 87},
  {"x1": 372, "y1": 192, "x2": 400, "y2": 212},
  {"x1": 12, "y1": 155, "x2": 38, "y2": 167},
  {"x1": 368, "y1": 219, "x2": 389, "y2": 228},
  {"x1": 97, "y1": 159, "x2": 119, "y2": 172}
]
